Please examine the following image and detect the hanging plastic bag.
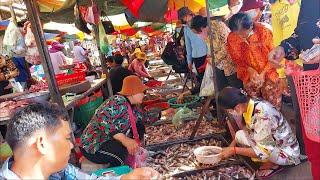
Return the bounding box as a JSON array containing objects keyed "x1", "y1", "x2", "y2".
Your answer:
[
  {"x1": 84, "y1": 1, "x2": 99, "y2": 25},
  {"x1": 98, "y1": 21, "x2": 111, "y2": 55},
  {"x1": 3, "y1": 21, "x2": 24, "y2": 57},
  {"x1": 172, "y1": 107, "x2": 194, "y2": 128},
  {"x1": 24, "y1": 22, "x2": 41, "y2": 65},
  {"x1": 199, "y1": 63, "x2": 215, "y2": 97}
]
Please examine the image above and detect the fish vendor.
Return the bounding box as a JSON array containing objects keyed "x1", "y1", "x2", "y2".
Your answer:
[
  {"x1": 80, "y1": 75, "x2": 159, "y2": 167},
  {"x1": 218, "y1": 87, "x2": 300, "y2": 178},
  {"x1": 0, "y1": 102, "x2": 159, "y2": 179}
]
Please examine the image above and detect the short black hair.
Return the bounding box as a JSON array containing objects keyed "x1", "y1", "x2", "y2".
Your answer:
[
  {"x1": 228, "y1": 12, "x2": 253, "y2": 32},
  {"x1": 218, "y1": 87, "x2": 249, "y2": 109},
  {"x1": 113, "y1": 54, "x2": 124, "y2": 65},
  {"x1": 191, "y1": 15, "x2": 208, "y2": 33},
  {"x1": 106, "y1": 56, "x2": 114, "y2": 63},
  {"x1": 6, "y1": 102, "x2": 68, "y2": 151}
]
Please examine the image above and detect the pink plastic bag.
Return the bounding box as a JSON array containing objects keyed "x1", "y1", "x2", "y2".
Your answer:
[{"x1": 125, "y1": 147, "x2": 148, "y2": 168}]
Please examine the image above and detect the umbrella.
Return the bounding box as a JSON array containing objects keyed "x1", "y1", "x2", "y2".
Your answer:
[
  {"x1": 121, "y1": 0, "x2": 231, "y2": 23},
  {"x1": 167, "y1": 0, "x2": 206, "y2": 14}
]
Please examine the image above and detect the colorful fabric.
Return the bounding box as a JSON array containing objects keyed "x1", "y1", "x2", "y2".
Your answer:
[
  {"x1": 210, "y1": 19, "x2": 236, "y2": 76},
  {"x1": 227, "y1": 23, "x2": 279, "y2": 84},
  {"x1": 80, "y1": 95, "x2": 157, "y2": 154},
  {"x1": 243, "y1": 78, "x2": 283, "y2": 110},
  {"x1": 237, "y1": 99, "x2": 301, "y2": 165},
  {"x1": 128, "y1": 59, "x2": 150, "y2": 78}
]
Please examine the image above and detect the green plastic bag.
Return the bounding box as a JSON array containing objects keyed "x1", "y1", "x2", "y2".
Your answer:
[
  {"x1": 172, "y1": 107, "x2": 193, "y2": 129},
  {"x1": 98, "y1": 21, "x2": 110, "y2": 55}
]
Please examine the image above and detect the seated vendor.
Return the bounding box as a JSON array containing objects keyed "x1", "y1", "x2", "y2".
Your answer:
[
  {"x1": 218, "y1": 87, "x2": 301, "y2": 178},
  {"x1": 80, "y1": 75, "x2": 159, "y2": 167},
  {"x1": 128, "y1": 52, "x2": 153, "y2": 79},
  {"x1": 108, "y1": 54, "x2": 134, "y2": 95},
  {"x1": 0, "y1": 102, "x2": 159, "y2": 179}
]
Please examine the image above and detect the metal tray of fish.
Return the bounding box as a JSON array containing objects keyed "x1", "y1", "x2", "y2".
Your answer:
[
  {"x1": 170, "y1": 162, "x2": 255, "y2": 180},
  {"x1": 145, "y1": 120, "x2": 226, "y2": 146},
  {"x1": 146, "y1": 135, "x2": 239, "y2": 178}
]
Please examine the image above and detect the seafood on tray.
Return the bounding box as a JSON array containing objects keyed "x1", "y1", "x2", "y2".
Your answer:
[
  {"x1": 146, "y1": 138, "x2": 223, "y2": 177},
  {"x1": 170, "y1": 165, "x2": 254, "y2": 180},
  {"x1": 145, "y1": 120, "x2": 225, "y2": 145}
]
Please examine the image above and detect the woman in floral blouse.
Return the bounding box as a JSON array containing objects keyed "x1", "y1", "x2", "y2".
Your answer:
[
  {"x1": 219, "y1": 87, "x2": 300, "y2": 178},
  {"x1": 227, "y1": 13, "x2": 283, "y2": 110},
  {"x1": 80, "y1": 75, "x2": 158, "y2": 167}
]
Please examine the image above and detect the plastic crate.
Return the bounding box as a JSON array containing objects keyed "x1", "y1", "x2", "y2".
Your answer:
[
  {"x1": 74, "y1": 96, "x2": 104, "y2": 129},
  {"x1": 55, "y1": 71, "x2": 86, "y2": 87}
]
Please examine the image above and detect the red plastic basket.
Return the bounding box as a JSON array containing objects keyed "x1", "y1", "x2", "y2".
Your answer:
[
  {"x1": 291, "y1": 68, "x2": 320, "y2": 143},
  {"x1": 55, "y1": 71, "x2": 86, "y2": 87},
  {"x1": 144, "y1": 102, "x2": 170, "y2": 111},
  {"x1": 145, "y1": 80, "x2": 163, "y2": 88}
]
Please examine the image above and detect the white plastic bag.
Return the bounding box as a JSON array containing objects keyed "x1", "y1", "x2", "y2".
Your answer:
[
  {"x1": 3, "y1": 21, "x2": 24, "y2": 57},
  {"x1": 25, "y1": 24, "x2": 41, "y2": 65},
  {"x1": 199, "y1": 63, "x2": 215, "y2": 97}
]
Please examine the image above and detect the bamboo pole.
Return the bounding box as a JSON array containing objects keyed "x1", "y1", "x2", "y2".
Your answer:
[{"x1": 24, "y1": 0, "x2": 65, "y2": 107}]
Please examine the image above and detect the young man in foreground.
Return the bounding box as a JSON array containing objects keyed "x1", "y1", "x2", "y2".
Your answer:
[{"x1": 0, "y1": 102, "x2": 159, "y2": 179}]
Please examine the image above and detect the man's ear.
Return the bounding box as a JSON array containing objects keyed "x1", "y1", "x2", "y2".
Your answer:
[{"x1": 36, "y1": 134, "x2": 48, "y2": 155}]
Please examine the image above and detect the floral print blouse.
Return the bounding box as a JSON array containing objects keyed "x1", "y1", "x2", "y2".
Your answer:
[
  {"x1": 80, "y1": 95, "x2": 158, "y2": 154},
  {"x1": 227, "y1": 23, "x2": 279, "y2": 84},
  {"x1": 243, "y1": 99, "x2": 300, "y2": 165},
  {"x1": 210, "y1": 20, "x2": 236, "y2": 76}
]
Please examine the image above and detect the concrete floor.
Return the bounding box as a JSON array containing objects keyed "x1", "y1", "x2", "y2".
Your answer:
[{"x1": 270, "y1": 162, "x2": 312, "y2": 180}]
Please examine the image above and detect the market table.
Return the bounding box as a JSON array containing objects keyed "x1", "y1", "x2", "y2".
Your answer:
[
  {"x1": 64, "y1": 78, "x2": 107, "y2": 110},
  {"x1": 0, "y1": 78, "x2": 107, "y2": 126}
]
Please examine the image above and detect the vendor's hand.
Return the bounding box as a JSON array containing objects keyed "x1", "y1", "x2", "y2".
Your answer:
[
  {"x1": 121, "y1": 167, "x2": 160, "y2": 180},
  {"x1": 220, "y1": 147, "x2": 236, "y2": 159},
  {"x1": 268, "y1": 46, "x2": 285, "y2": 68},
  {"x1": 177, "y1": 94, "x2": 185, "y2": 104},
  {"x1": 161, "y1": 108, "x2": 176, "y2": 116},
  {"x1": 148, "y1": 76, "x2": 155, "y2": 80},
  {"x1": 302, "y1": 38, "x2": 320, "y2": 64},
  {"x1": 188, "y1": 63, "x2": 193, "y2": 71},
  {"x1": 122, "y1": 137, "x2": 139, "y2": 155}
]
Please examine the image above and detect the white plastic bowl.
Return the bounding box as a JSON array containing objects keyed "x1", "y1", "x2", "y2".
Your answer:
[{"x1": 193, "y1": 146, "x2": 222, "y2": 165}]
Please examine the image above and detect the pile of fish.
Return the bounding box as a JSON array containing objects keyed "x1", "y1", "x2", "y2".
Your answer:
[
  {"x1": 145, "y1": 120, "x2": 225, "y2": 145},
  {"x1": 171, "y1": 165, "x2": 254, "y2": 180},
  {"x1": 146, "y1": 138, "x2": 223, "y2": 177}
]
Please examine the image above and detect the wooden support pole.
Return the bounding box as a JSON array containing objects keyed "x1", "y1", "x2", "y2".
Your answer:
[
  {"x1": 24, "y1": 0, "x2": 65, "y2": 107},
  {"x1": 205, "y1": 0, "x2": 222, "y2": 120},
  {"x1": 190, "y1": 95, "x2": 214, "y2": 139},
  {"x1": 189, "y1": 0, "x2": 223, "y2": 139}
]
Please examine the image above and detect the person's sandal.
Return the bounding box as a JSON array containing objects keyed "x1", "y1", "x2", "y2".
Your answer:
[{"x1": 256, "y1": 166, "x2": 284, "y2": 179}]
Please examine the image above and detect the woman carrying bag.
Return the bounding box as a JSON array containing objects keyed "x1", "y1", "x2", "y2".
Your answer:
[{"x1": 80, "y1": 75, "x2": 159, "y2": 167}]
